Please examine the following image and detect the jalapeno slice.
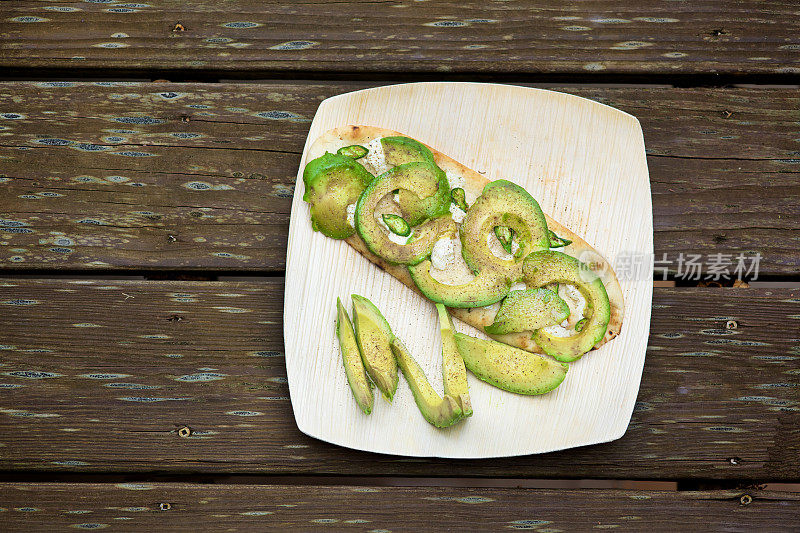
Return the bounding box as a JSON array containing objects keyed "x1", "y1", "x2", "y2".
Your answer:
[{"x1": 337, "y1": 144, "x2": 369, "y2": 159}]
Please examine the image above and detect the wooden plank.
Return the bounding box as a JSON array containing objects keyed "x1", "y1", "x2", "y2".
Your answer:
[
  {"x1": 0, "y1": 483, "x2": 797, "y2": 532},
  {"x1": 0, "y1": 279, "x2": 797, "y2": 480},
  {"x1": 1, "y1": 1, "x2": 798, "y2": 77},
  {"x1": 1, "y1": 82, "x2": 798, "y2": 275}
]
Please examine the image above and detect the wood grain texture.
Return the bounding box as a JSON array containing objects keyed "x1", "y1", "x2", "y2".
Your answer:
[
  {"x1": 286, "y1": 83, "x2": 651, "y2": 457},
  {"x1": 1, "y1": 82, "x2": 798, "y2": 275},
  {"x1": 0, "y1": 483, "x2": 797, "y2": 532},
  {"x1": 0, "y1": 280, "x2": 797, "y2": 479},
  {"x1": 1, "y1": 1, "x2": 799, "y2": 76}
]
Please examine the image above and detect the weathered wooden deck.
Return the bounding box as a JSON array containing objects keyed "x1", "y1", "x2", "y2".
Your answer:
[{"x1": 0, "y1": 2, "x2": 798, "y2": 531}]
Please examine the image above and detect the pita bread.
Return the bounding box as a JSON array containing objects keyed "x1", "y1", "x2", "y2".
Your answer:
[{"x1": 306, "y1": 125, "x2": 624, "y2": 354}]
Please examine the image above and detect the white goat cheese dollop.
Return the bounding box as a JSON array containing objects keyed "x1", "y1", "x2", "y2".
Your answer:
[
  {"x1": 429, "y1": 236, "x2": 474, "y2": 285},
  {"x1": 449, "y1": 204, "x2": 466, "y2": 223},
  {"x1": 487, "y1": 233, "x2": 514, "y2": 261},
  {"x1": 446, "y1": 170, "x2": 465, "y2": 190},
  {"x1": 362, "y1": 137, "x2": 390, "y2": 176}
]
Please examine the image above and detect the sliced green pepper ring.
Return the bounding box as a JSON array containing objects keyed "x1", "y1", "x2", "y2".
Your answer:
[
  {"x1": 460, "y1": 180, "x2": 550, "y2": 281},
  {"x1": 548, "y1": 230, "x2": 572, "y2": 248},
  {"x1": 355, "y1": 161, "x2": 456, "y2": 265},
  {"x1": 382, "y1": 213, "x2": 411, "y2": 237},
  {"x1": 494, "y1": 225, "x2": 514, "y2": 254},
  {"x1": 451, "y1": 187, "x2": 468, "y2": 212},
  {"x1": 337, "y1": 144, "x2": 368, "y2": 160}
]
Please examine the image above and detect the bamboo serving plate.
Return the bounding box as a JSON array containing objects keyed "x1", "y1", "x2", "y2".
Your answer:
[{"x1": 284, "y1": 82, "x2": 653, "y2": 458}]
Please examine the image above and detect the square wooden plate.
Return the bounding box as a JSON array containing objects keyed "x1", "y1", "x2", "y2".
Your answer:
[{"x1": 284, "y1": 82, "x2": 653, "y2": 458}]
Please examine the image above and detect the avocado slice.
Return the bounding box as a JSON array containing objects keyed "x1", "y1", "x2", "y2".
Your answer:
[
  {"x1": 335, "y1": 298, "x2": 374, "y2": 414},
  {"x1": 453, "y1": 332, "x2": 568, "y2": 395},
  {"x1": 484, "y1": 288, "x2": 570, "y2": 335},
  {"x1": 355, "y1": 162, "x2": 455, "y2": 265},
  {"x1": 379, "y1": 137, "x2": 449, "y2": 226},
  {"x1": 351, "y1": 295, "x2": 399, "y2": 401},
  {"x1": 436, "y1": 304, "x2": 472, "y2": 417},
  {"x1": 523, "y1": 251, "x2": 611, "y2": 362},
  {"x1": 302, "y1": 152, "x2": 374, "y2": 239},
  {"x1": 381, "y1": 136, "x2": 437, "y2": 166},
  {"x1": 390, "y1": 337, "x2": 463, "y2": 428},
  {"x1": 397, "y1": 175, "x2": 451, "y2": 227},
  {"x1": 408, "y1": 259, "x2": 510, "y2": 308},
  {"x1": 460, "y1": 180, "x2": 550, "y2": 280}
]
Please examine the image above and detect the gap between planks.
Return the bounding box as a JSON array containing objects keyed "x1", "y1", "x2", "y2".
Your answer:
[
  {"x1": 0, "y1": 473, "x2": 797, "y2": 492},
  {"x1": 1, "y1": 69, "x2": 800, "y2": 88},
  {"x1": 2, "y1": 275, "x2": 800, "y2": 288},
  {"x1": 0, "y1": 473, "x2": 676, "y2": 490},
  {"x1": 1, "y1": 473, "x2": 796, "y2": 493},
  {"x1": 0, "y1": 473, "x2": 798, "y2": 492}
]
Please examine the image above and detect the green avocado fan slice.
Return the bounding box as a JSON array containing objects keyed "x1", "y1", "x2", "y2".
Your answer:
[
  {"x1": 436, "y1": 304, "x2": 472, "y2": 418},
  {"x1": 335, "y1": 298, "x2": 374, "y2": 414},
  {"x1": 408, "y1": 260, "x2": 510, "y2": 308},
  {"x1": 459, "y1": 180, "x2": 550, "y2": 281},
  {"x1": 390, "y1": 337, "x2": 464, "y2": 428},
  {"x1": 453, "y1": 332, "x2": 568, "y2": 395},
  {"x1": 351, "y1": 294, "x2": 398, "y2": 401}
]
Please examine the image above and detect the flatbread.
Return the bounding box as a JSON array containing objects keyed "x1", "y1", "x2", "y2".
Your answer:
[{"x1": 306, "y1": 125, "x2": 624, "y2": 354}]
